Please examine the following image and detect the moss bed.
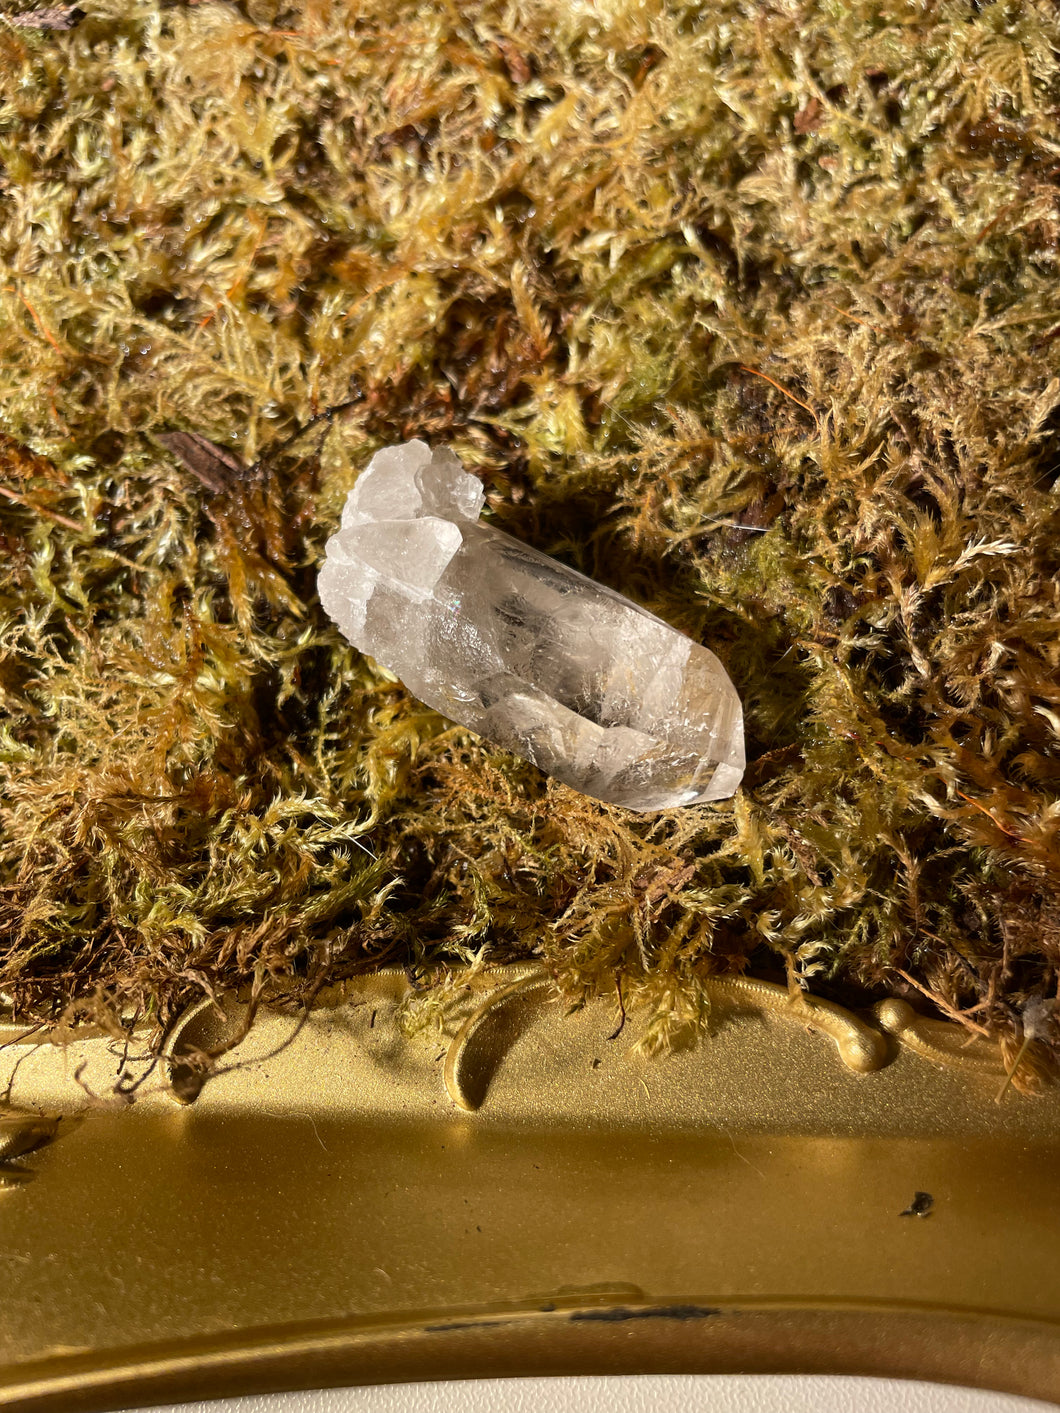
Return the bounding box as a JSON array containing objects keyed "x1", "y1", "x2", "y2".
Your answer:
[{"x1": 1, "y1": 0, "x2": 1058, "y2": 1084}]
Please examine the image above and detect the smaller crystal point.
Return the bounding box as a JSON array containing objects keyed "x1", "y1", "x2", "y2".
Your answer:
[{"x1": 319, "y1": 442, "x2": 745, "y2": 810}]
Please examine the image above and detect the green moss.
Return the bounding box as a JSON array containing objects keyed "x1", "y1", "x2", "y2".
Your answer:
[{"x1": 0, "y1": 0, "x2": 1058, "y2": 1083}]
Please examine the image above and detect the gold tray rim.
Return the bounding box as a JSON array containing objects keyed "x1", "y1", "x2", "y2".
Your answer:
[
  {"x1": 8, "y1": 1299, "x2": 1060, "y2": 1413},
  {"x1": 3, "y1": 967, "x2": 1060, "y2": 1411}
]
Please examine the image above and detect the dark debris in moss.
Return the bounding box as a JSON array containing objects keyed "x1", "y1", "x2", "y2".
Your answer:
[{"x1": 0, "y1": 0, "x2": 1058, "y2": 1085}]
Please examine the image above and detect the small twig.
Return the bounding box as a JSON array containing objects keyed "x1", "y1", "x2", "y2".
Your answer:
[
  {"x1": 606, "y1": 973, "x2": 627, "y2": 1042},
  {"x1": 976, "y1": 197, "x2": 1024, "y2": 247},
  {"x1": 247, "y1": 395, "x2": 364, "y2": 479},
  {"x1": 954, "y1": 790, "x2": 1023, "y2": 841},
  {"x1": 0, "y1": 482, "x2": 82, "y2": 531},
  {"x1": 995, "y1": 1033, "x2": 1032, "y2": 1104},
  {"x1": 893, "y1": 968, "x2": 991, "y2": 1038},
  {"x1": 737, "y1": 364, "x2": 821, "y2": 435},
  {"x1": 6, "y1": 6, "x2": 84, "y2": 30},
  {"x1": 158, "y1": 430, "x2": 246, "y2": 494},
  {"x1": 9, "y1": 289, "x2": 65, "y2": 355}
]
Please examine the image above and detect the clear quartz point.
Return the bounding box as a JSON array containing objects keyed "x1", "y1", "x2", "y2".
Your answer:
[{"x1": 319, "y1": 441, "x2": 745, "y2": 810}]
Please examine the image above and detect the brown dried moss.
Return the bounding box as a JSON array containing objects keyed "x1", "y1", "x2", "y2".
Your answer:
[{"x1": 0, "y1": 0, "x2": 1058, "y2": 1081}]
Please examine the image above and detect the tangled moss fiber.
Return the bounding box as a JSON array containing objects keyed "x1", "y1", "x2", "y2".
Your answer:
[{"x1": 0, "y1": 0, "x2": 1058, "y2": 1081}]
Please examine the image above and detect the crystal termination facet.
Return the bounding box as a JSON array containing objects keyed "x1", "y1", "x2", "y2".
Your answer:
[{"x1": 319, "y1": 441, "x2": 745, "y2": 811}]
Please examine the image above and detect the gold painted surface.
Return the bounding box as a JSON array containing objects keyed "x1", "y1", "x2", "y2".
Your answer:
[
  {"x1": 1, "y1": 970, "x2": 1059, "y2": 1410},
  {"x1": 442, "y1": 967, "x2": 891, "y2": 1111}
]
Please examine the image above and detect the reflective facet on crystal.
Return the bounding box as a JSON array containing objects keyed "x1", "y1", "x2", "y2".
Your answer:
[{"x1": 319, "y1": 441, "x2": 744, "y2": 810}]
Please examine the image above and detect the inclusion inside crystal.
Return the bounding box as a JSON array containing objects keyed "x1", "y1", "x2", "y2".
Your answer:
[{"x1": 319, "y1": 441, "x2": 744, "y2": 810}]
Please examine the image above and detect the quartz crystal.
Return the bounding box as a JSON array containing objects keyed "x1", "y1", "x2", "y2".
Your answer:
[{"x1": 319, "y1": 441, "x2": 744, "y2": 810}]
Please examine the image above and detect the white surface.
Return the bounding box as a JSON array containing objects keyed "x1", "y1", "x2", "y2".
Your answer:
[{"x1": 132, "y1": 1374, "x2": 1055, "y2": 1412}]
